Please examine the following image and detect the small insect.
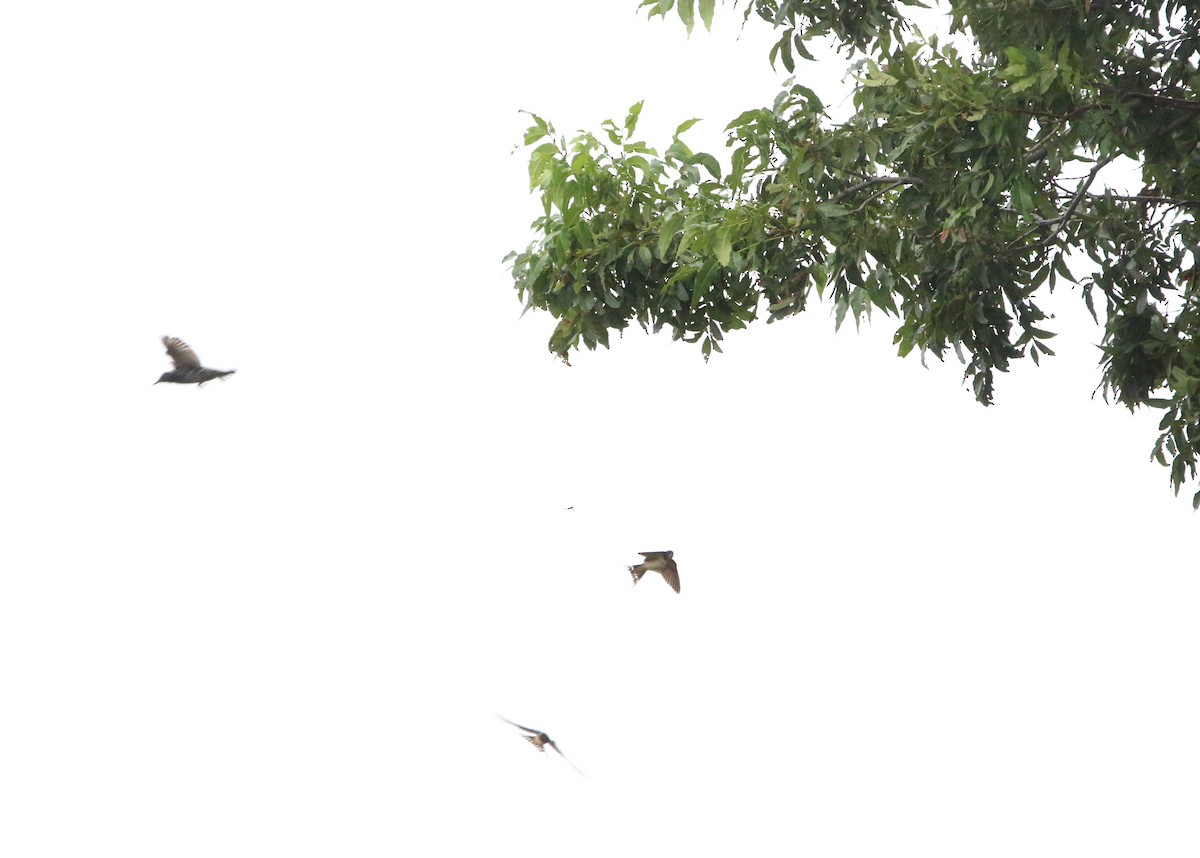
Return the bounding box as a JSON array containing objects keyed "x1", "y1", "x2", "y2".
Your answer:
[
  {"x1": 628, "y1": 550, "x2": 680, "y2": 594},
  {"x1": 497, "y1": 715, "x2": 584, "y2": 776}
]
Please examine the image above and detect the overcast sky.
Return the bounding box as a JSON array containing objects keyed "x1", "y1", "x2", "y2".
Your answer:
[{"x1": 2, "y1": 3, "x2": 1197, "y2": 857}]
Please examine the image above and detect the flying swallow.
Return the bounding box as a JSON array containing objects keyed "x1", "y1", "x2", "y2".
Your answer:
[
  {"x1": 497, "y1": 715, "x2": 584, "y2": 776},
  {"x1": 628, "y1": 550, "x2": 680, "y2": 594}
]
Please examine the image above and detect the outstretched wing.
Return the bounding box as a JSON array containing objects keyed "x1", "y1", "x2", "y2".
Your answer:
[
  {"x1": 162, "y1": 336, "x2": 201, "y2": 369},
  {"x1": 659, "y1": 560, "x2": 681, "y2": 594},
  {"x1": 638, "y1": 551, "x2": 670, "y2": 561},
  {"x1": 496, "y1": 714, "x2": 540, "y2": 736}
]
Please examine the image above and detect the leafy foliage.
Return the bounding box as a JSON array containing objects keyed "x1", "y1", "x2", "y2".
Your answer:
[{"x1": 506, "y1": 0, "x2": 1200, "y2": 505}]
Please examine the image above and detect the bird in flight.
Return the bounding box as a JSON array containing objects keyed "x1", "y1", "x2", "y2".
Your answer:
[
  {"x1": 497, "y1": 715, "x2": 584, "y2": 775},
  {"x1": 155, "y1": 336, "x2": 236, "y2": 385},
  {"x1": 629, "y1": 550, "x2": 680, "y2": 594}
]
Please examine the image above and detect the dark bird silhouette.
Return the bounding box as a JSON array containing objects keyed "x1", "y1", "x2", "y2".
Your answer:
[
  {"x1": 629, "y1": 550, "x2": 680, "y2": 594},
  {"x1": 155, "y1": 336, "x2": 235, "y2": 385},
  {"x1": 497, "y1": 715, "x2": 584, "y2": 775}
]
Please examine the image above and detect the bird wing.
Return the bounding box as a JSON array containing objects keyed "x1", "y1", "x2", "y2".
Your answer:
[
  {"x1": 162, "y1": 336, "x2": 201, "y2": 369},
  {"x1": 659, "y1": 560, "x2": 681, "y2": 594},
  {"x1": 496, "y1": 714, "x2": 541, "y2": 736},
  {"x1": 638, "y1": 551, "x2": 670, "y2": 560}
]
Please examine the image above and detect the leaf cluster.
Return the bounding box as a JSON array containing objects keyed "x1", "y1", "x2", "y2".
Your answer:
[{"x1": 507, "y1": 0, "x2": 1200, "y2": 504}]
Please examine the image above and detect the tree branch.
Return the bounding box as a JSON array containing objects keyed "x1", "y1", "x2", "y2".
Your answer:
[
  {"x1": 1094, "y1": 82, "x2": 1200, "y2": 112},
  {"x1": 829, "y1": 175, "x2": 922, "y2": 203},
  {"x1": 1005, "y1": 154, "x2": 1117, "y2": 253},
  {"x1": 1077, "y1": 193, "x2": 1200, "y2": 208}
]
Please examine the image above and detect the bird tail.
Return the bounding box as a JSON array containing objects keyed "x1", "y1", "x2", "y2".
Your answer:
[{"x1": 629, "y1": 565, "x2": 646, "y2": 586}]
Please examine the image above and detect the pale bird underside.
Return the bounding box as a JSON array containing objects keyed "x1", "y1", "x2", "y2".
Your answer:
[{"x1": 629, "y1": 550, "x2": 680, "y2": 594}]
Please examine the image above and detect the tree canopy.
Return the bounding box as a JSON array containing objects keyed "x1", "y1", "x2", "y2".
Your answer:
[{"x1": 506, "y1": 0, "x2": 1200, "y2": 505}]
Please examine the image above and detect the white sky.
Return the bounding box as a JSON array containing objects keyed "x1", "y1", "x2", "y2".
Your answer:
[{"x1": 2, "y1": 3, "x2": 1197, "y2": 857}]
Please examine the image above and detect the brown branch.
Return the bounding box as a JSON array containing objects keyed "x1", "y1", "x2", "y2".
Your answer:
[
  {"x1": 1004, "y1": 154, "x2": 1117, "y2": 253},
  {"x1": 851, "y1": 184, "x2": 904, "y2": 214},
  {"x1": 1002, "y1": 103, "x2": 1105, "y2": 121},
  {"x1": 1094, "y1": 82, "x2": 1200, "y2": 112},
  {"x1": 1034, "y1": 158, "x2": 1112, "y2": 235},
  {"x1": 1004, "y1": 111, "x2": 1197, "y2": 254},
  {"x1": 829, "y1": 175, "x2": 922, "y2": 203},
  {"x1": 1076, "y1": 193, "x2": 1200, "y2": 207}
]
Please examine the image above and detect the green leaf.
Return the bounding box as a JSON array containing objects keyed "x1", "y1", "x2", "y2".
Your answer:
[
  {"x1": 694, "y1": 152, "x2": 721, "y2": 178},
  {"x1": 730, "y1": 147, "x2": 748, "y2": 186},
  {"x1": 624, "y1": 154, "x2": 652, "y2": 180},
  {"x1": 640, "y1": 0, "x2": 673, "y2": 17},
  {"x1": 698, "y1": 0, "x2": 714, "y2": 30},
  {"x1": 780, "y1": 34, "x2": 795, "y2": 72},
  {"x1": 848, "y1": 285, "x2": 868, "y2": 330},
  {"x1": 1003, "y1": 46, "x2": 1026, "y2": 67},
  {"x1": 713, "y1": 228, "x2": 733, "y2": 266},
  {"x1": 691, "y1": 259, "x2": 719, "y2": 309},
  {"x1": 678, "y1": 0, "x2": 694, "y2": 34},
  {"x1": 834, "y1": 298, "x2": 849, "y2": 332},
  {"x1": 815, "y1": 202, "x2": 850, "y2": 217},
  {"x1": 665, "y1": 140, "x2": 693, "y2": 164},
  {"x1": 523, "y1": 115, "x2": 550, "y2": 145},
  {"x1": 862, "y1": 69, "x2": 898, "y2": 88},
  {"x1": 675, "y1": 117, "x2": 703, "y2": 137},
  {"x1": 792, "y1": 33, "x2": 815, "y2": 62},
  {"x1": 624, "y1": 101, "x2": 645, "y2": 137},
  {"x1": 1170, "y1": 366, "x2": 1195, "y2": 387},
  {"x1": 658, "y1": 213, "x2": 682, "y2": 257},
  {"x1": 725, "y1": 108, "x2": 768, "y2": 131}
]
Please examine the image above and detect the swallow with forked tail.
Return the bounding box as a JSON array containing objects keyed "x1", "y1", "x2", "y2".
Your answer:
[{"x1": 497, "y1": 715, "x2": 584, "y2": 775}]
